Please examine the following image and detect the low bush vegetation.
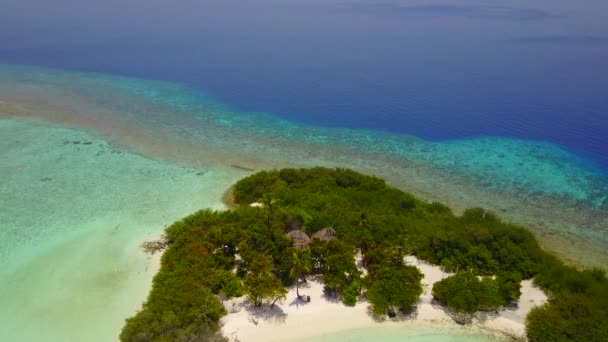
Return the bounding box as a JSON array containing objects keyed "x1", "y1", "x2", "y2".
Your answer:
[
  {"x1": 121, "y1": 167, "x2": 607, "y2": 341},
  {"x1": 432, "y1": 272, "x2": 518, "y2": 315}
]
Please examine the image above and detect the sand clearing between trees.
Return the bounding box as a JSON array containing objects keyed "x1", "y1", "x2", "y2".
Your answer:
[{"x1": 221, "y1": 255, "x2": 547, "y2": 341}]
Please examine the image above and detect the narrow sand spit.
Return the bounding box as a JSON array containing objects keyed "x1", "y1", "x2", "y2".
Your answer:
[{"x1": 221, "y1": 256, "x2": 547, "y2": 341}]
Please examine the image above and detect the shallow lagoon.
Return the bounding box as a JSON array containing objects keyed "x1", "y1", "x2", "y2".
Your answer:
[
  {"x1": 0, "y1": 66, "x2": 608, "y2": 341},
  {"x1": 0, "y1": 65, "x2": 606, "y2": 341},
  {"x1": 0, "y1": 117, "x2": 508, "y2": 342},
  {"x1": 1, "y1": 64, "x2": 606, "y2": 267},
  {"x1": 303, "y1": 327, "x2": 508, "y2": 342},
  {"x1": 1, "y1": 1, "x2": 607, "y2": 340},
  {"x1": 0, "y1": 118, "x2": 246, "y2": 341}
]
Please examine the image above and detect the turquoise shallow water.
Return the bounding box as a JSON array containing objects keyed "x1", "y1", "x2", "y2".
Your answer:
[
  {"x1": 301, "y1": 327, "x2": 508, "y2": 342},
  {"x1": 0, "y1": 64, "x2": 607, "y2": 341},
  {"x1": 1, "y1": 64, "x2": 606, "y2": 266},
  {"x1": 0, "y1": 118, "x2": 246, "y2": 341},
  {"x1": 1, "y1": 63, "x2": 605, "y2": 206}
]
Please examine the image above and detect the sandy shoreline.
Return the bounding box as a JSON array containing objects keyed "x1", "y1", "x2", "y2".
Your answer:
[{"x1": 221, "y1": 256, "x2": 547, "y2": 341}]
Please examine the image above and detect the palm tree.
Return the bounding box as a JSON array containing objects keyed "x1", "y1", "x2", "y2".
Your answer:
[
  {"x1": 261, "y1": 194, "x2": 279, "y2": 233},
  {"x1": 289, "y1": 249, "x2": 312, "y2": 298}
]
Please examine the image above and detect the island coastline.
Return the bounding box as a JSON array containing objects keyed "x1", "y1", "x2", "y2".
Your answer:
[
  {"x1": 220, "y1": 255, "x2": 547, "y2": 342},
  {"x1": 124, "y1": 168, "x2": 602, "y2": 342}
]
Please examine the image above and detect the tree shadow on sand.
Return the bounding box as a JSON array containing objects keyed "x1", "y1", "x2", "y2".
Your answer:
[
  {"x1": 243, "y1": 301, "x2": 288, "y2": 324},
  {"x1": 286, "y1": 277, "x2": 315, "y2": 308},
  {"x1": 366, "y1": 304, "x2": 420, "y2": 323},
  {"x1": 430, "y1": 298, "x2": 474, "y2": 325},
  {"x1": 288, "y1": 295, "x2": 311, "y2": 309},
  {"x1": 321, "y1": 286, "x2": 343, "y2": 304}
]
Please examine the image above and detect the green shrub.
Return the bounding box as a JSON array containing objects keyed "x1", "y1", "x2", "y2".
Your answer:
[
  {"x1": 342, "y1": 279, "x2": 362, "y2": 306},
  {"x1": 432, "y1": 272, "x2": 513, "y2": 314},
  {"x1": 122, "y1": 168, "x2": 608, "y2": 341}
]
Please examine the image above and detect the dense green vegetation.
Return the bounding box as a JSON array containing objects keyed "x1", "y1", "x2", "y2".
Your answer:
[
  {"x1": 243, "y1": 254, "x2": 287, "y2": 307},
  {"x1": 526, "y1": 266, "x2": 608, "y2": 341},
  {"x1": 364, "y1": 246, "x2": 423, "y2": 316},
  {"x1": 309, "y1": 239, "x2": 361, "y2": 303},
  {"x1": 121, "y1": 167, "x2": 607, "y2": 341},
  {"x1": 432, "y1": 272, "x2": 520, "y2": 316}
]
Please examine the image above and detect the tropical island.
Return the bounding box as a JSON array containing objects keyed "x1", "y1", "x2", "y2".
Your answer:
[{"x1": 121, "y1": 168, "x2": 607, "y2": 341}]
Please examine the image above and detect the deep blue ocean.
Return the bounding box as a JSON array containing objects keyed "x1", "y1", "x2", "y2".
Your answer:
[
  {"x1": 1, "y1": 2, "x2": 607, "y2": 341},
  {"x1": 1, "y1": 0, "x2": 607, "y2": 172}
]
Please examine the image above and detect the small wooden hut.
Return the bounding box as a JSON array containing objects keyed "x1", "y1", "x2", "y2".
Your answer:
[
  {"x1": 285, "y1": 230, "x2": 311, "y2": 249},
  {"x1": 311, "y1": 227, "x2": 337, "y2": 241}
]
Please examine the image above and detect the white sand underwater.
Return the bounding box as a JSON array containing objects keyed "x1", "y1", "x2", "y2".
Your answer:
[
  {"x1": 0, "y1": 118, "x2": 246, "y2": 341},
  {"x1": 0, "y1": 118, "x2": 545, "y2": 342}
]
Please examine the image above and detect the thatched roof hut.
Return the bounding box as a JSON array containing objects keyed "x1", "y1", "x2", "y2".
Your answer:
[
  {"x1": 311, "y1": 227, "x2": 337, "y2": 241},
  {"x1": 285, "y1": 230, "x2": 311, "y2": 249}
]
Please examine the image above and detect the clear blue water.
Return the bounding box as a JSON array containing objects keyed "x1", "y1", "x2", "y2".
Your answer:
[
  {"x1": 0, "y1": 118, "x2": 244, "y2": 341},
  {"x1": 1, "y1": 63, "x2": 606, "y2": 264},
  {"x1": 0, "y1": 1, "x2": 607, "y2": 341},
  {"x1": 1, "y1": 0, "x2": 607, "y2": 172}
]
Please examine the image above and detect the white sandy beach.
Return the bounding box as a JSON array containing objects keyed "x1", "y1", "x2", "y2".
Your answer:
[{"x1": 221, "y1": 255, "x2": 547, "y2": 341}]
